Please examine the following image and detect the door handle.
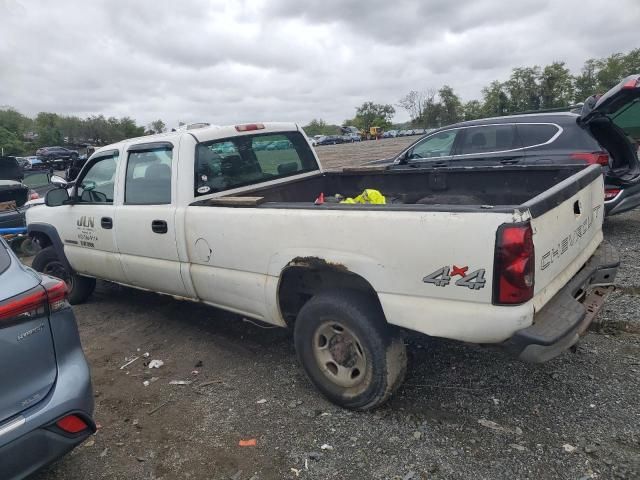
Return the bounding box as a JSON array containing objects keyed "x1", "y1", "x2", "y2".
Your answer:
[
  {"x1": 101, "y1": 217, "x2": 113, "y2": 229},
  {"x1": 500, "y1": 157, "x2": 520, "y2": 165},
  {"x1": 151, "y1": 220, "x2": 168, "y2": 234}
]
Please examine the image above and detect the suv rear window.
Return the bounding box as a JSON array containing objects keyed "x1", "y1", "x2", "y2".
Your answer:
[
  {"x1": 517, "y1": 124, "x2": 560, "y2": 148},
  {"x1": 194, "y1": 131, "x2": 317, "y2": 196}
]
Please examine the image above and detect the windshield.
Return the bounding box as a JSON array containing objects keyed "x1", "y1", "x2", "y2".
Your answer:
[{"x1": 194, "y1": 131, "x2": 318, "y2": 196}]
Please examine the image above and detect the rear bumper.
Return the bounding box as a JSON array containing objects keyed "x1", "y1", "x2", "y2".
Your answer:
[
  {"x1": 605, "y1": 181, "x2": 640, "y2": 215},
  {"x1": 0, "y1": 308, "x2": 94, "y2": 479},
  {"x1": 504, "y1": 241, "x2": 619, "y2": 363}
]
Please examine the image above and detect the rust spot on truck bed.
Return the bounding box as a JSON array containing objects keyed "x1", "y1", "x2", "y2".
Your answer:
[{"x1": 287, "y1": 256, "x2": 349, "y2": 272}]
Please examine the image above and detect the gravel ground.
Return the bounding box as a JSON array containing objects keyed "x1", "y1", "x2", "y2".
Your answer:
[{"x1": 29, "y1": 141, "x2": 640, "y2": 480}]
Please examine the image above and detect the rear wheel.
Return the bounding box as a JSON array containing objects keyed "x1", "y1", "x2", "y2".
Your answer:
[
  {"x1": 294, "y1": 289, "x2": 407, "y2": 410},
  {"x1": 32, "y1": 246, "x2": 96, "y2": 304}
]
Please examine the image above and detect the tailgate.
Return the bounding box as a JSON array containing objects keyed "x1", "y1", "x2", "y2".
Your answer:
[{"x1": 524, "y1": 165, "x2": 605, "y2": 310}]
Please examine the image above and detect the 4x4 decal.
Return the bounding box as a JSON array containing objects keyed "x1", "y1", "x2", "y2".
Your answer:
[{"x1": 423, "y1": 265, "x2": 486, "y2": 290}]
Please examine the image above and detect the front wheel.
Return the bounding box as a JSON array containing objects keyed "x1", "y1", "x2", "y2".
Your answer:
[
  {"x1": 294, "y1": 290, "x2": 407, "y2": 410},
  {"x1": 32, "y1": 246, "x2": 96, "y2": 304}
]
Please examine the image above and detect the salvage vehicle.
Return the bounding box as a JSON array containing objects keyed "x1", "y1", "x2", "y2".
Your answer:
[
  {"x1": 383, "y1": 75, "x2": 640, "y2": 216},
  {"x1": 0, "y1": 237, "x2": 95, "y2": 479},
  {"x1": 1, "y1": 157, "x2": 33, "y2": 231},
  {"x1": 36, "y1": 146, "x2": 79, "y2": 170},
  {"x1": 27, "y1": 120, "x2": 618, "y2": 410}
]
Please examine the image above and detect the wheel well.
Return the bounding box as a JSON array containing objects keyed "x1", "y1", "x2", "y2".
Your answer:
[
  {"x1": 277, "y1": 260, "x2": 381, "y2": 326},
  {"x1": 30, "y1": 231, "x2": 52, "y2": 249}
]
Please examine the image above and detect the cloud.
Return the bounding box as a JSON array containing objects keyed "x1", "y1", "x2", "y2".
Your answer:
[{"x1": 0, "y1": 0, "x2": 638, "y2": 128}]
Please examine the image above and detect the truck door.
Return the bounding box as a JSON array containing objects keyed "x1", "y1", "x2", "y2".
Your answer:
[
  {"x1": 55, "y1": 150, "x2": 128, "y2": 282},
  {"x1": 114, "y1": 141, "x2": 189, "y2": 297}
]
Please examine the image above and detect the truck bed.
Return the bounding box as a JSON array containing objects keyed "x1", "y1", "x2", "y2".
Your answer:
[{"x1": 213, "y1": 165, "x2": 592, "y2": 213}]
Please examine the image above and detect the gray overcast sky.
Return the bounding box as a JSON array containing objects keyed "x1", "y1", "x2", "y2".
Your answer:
[{"x1": 1, "y1": 0, "x2": 639, "y2": 128}]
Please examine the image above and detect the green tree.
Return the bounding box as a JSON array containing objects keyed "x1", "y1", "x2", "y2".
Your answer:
[
  {"x1": 505, "y1": 66, "x2": 541, "y2": 112},
  {"x1": 0, "y1": 126, "x2": 27, "y2": 155},
  {"x1": 574, "y1": 59, "x2": 599, "y2": 102},
  {"x1": 481, "y1": 81, "x2": 510, "y2": 117},
  {"x1": 34, "y1": 112, "x2": 63, "y2": 147},
  {"x1": 463, "y1": 100, "x2": 483, "y2": 121},
  {"x1": 304, "y1": 118, "x2": 326, "y2": 136},
  {"x1": 352, "y1": 102, "x2": 395, "y2": 131},
  {"x1": 147, "y1": 119, "x2": 166, "y2": 134},
  {"x1": 0, "y1": 108, "x2": 32, "y2": 137},
  {"x1": 539, "y1": 62, "x2": 574, "y2": 109},
  {"x1": 438, "y1": 85, "x2": 463, "y2": 126}
]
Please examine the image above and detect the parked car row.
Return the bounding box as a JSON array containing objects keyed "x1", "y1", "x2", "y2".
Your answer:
[
  {"x1": 383, "y1": 128, "x2": 431, "y2": 138},
  {"x1": 35, "y1": 146, "x2": 79, "y2": 170}
]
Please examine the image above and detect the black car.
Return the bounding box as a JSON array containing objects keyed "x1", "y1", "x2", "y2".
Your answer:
[
  {"x1": 383, "y1": 75, "x2": 640, "y2": 216},
  {"x1": 1, "y1": 156, "x2": 53, "y2": 231},
  {"x1": 316, "y1": 135, "x2": 344, "y2": 146},
  {"x1": 36, "y1": 146, "x2": 79, "y2": 170}
]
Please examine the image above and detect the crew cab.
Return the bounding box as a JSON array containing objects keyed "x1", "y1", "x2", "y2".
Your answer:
[
  {"x1": 384, "y1": 75, "x2": 640, "y2": 216},
  {"x1": 26, "y1": 121, "x2": 618, "y2": 409}
]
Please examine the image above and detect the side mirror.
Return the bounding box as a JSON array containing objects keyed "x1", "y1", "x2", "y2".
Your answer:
[{"x1": 45, "y1": 188, "x2": 70, "y2": 207}]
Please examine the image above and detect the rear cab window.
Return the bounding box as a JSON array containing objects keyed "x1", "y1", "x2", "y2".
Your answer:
[{"x1": 194, "y1": 131, "x2": 317, "y2": 196}]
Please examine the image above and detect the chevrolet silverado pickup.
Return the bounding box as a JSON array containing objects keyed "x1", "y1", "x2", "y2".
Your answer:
[{"x1": 26, "y1": 121, "x2": 619, "y2": 409}]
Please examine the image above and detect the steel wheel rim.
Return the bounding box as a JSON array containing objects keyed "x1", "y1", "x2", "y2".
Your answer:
[
  {"x1": 43, "y1": 260, "x2": 73, "y2": 290},
  {"x1": 312, "y1": 321, "x2": 367, "y2": 388}
]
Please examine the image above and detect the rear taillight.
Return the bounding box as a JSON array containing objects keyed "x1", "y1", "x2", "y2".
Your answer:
[
  {"x1": 56, "y1": 414, "x2": 89, "y2": 434},
  {"x1": 493, "y1": 222, "x2": 535, "y2": 305},
  {"x1": 604, "y1": 188, "x2": 621, "y2": 201},
  {"x1": 0, "y1": 286, "x2": 47, "y2": 322},
  {"x1": 42, "y1": 276, "x2": 68, "y2": 313},
  {"x1": 622, "y1": 77, "x2": 640, "y2": 89},
  {"x1": 570, "y1": 152, "x2": 610, "y2": 167},
  {"x1": 0, "y1": 277, "x2": 67, "y2": 322},
  {"x1": 29, "y1": 190, "x2": 39, "y2": 200}
]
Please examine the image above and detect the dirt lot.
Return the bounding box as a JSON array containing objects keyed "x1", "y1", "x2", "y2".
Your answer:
[{"x1": 32, "y1": 141, "x2": 639, "y2": 480}]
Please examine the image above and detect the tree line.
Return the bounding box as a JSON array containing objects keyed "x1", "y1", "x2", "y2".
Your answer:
[
  {"x1": 0, "y1": 109, "x2": 167, "y2": 156},
  {"x1": 305, "y1": 48, "x2": 640, "y2": 134}
]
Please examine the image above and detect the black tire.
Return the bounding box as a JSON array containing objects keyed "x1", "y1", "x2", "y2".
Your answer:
[
  {"x1": 294, "y1": 289, "x2": 407, "y2": 410},
  {"x1": 32, "y1": 246, "x2": 96, "y2": 304}
]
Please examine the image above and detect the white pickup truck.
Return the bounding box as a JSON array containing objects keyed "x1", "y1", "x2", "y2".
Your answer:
[{"x1": 26, "y1": 122, "x2": 619, "y2": 409}]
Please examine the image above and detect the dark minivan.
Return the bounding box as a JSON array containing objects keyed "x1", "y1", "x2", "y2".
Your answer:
[{"x1": 385, "y1": 75, "x2": 640, "y2": 215}]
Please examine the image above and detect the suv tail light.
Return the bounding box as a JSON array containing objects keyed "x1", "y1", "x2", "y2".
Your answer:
[
  {"x1": 570, "y1": 151, "x2": 610, "y2": 167},
  {"x1": 493, "y1": 222, "x2": 535, "y2": 305},
  {"x1": 0, "y1": 277, "x2": 68, "y2": 322},
  {"x1": 604, "y1": 188, "x2": 621, "y2": 201}
]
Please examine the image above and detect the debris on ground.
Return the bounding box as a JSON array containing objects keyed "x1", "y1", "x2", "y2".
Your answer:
[
  {"x1": 142, "y1": 352, "x2": 150, "y2": 358},
  {"x1": 290, "y1": 467, "x2": 301, "y2": 477},
  {"x1": 148, "y1": 359, "x2": 164, "y2": 369},
  {"x1": 320, "y1": 444, "x2": 334, "y2": 450},
  {"x1": 478, "y1": 418, "x2": 523, "y2": 435},
  {"x1": 239, "y1": 438, "x2": 257, "y2": 447},
  {"x1": 563, "y1": 443, "x2": 577, "y2": 453},
  {"x1": 147, "y1": 400, "x2": 172, "y2": 416},
  {"x1": 256, "y1": 399, "x2": 267, "y2": 404},
  {"x1": 169, "y1": 380, "x2": 192, "y2": 385},
  {"x1": 119, "y1": 356, "x2": 140, "y2": 370}
]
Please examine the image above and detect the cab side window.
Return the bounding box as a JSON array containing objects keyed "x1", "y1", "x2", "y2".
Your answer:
[
  {"x1": 125, "y1": 147, "x2": 173, "y2": 205},
  {"x1": 409, "y1": 130, "x2": 458, "y2": 159},
  {"x1": 75, "y1": 153, "x2": 119, "y2": 203}
]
